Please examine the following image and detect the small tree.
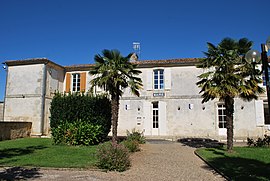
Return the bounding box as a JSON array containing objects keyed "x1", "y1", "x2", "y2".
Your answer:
[
  {"x1": 196, "y1": 38, "x2": 264, "y2": 151},
  {"x1": 89, "y1": 49, "x2": 143, "y2": 142}
]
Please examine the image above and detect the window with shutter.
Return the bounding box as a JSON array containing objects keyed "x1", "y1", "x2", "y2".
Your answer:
[
  {"x1": 146, "y1": 70, "x2": 153, "y2": 90},
  {"x1": 164, "y1": 68, "x2": 171, "y2": 90},
  {"x1": 80, "y1": 72, "x2": 86, "y2": 92},
  {"x1": 65, "y1": 73, "x2": 71, "y2": 92}
]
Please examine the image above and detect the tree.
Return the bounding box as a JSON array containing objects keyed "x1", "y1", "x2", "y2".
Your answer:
[
  {"x1": 90, "y1": 49, "x2": 143, "y2": 142},
  {"x1": 196, "y1": 38, "x2": 264, "y2": 151}
]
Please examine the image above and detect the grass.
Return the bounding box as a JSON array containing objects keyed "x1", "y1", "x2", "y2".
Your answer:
[
  {"x1": 196, "y1": 146, "x2": 270, "y2": 181},
  {"x1": 0, "y1": 138, "x2": 98, "y2": 168}
]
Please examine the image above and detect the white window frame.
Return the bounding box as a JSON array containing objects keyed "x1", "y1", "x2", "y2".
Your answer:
[
  {"x1": 72, "y1": 73, "x2": 81, "y2": 92},
  {"x1": 153, "y1": 102, "x2": 159, "y2": 128},
  {"x1": 217, "y1": 104, "x2": 226, "y2": 129},
  {"x1": 153, "y1": 69, "x2": 164, "y2": 90}
]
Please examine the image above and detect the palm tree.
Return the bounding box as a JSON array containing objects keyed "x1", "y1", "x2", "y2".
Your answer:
[
  {"x1": 89, "y1": 49, "x2": 143, "y2": 142},
  {"x1": 196, "y1": 38, "x2": 264, "y2": 151}
]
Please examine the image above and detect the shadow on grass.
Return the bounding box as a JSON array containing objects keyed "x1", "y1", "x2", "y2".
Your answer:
[
  {"x1": 177, "y1": 138, "x2": 224, "y2": 148},
  {"x1": 200, "y1": 149, "x2": 270, "y2": 181},
  {"x1": 0, "y1": 167, "x2": 42, "y2": 180},
  {"x1": 0, "y1": 146, "x2": 47, "y2": 160}
]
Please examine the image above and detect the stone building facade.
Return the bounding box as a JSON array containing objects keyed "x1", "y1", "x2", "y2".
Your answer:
[{"x1": 3, "y1": 58, "x2": 270, "y2": 140}]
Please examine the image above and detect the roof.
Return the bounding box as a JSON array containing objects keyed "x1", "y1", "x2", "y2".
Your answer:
[
  {"x1": 64, "y1": 58, "x2": 200, "y2": 71},
  {"x1": 5, "y1": 58, "x2": 65, "y2": 70},
  {"x1": 6, "y1": 56, "x2": 270, "y2": 71},
  {"x1": 134, "y1": 58, "x2": 200, "y2": 67}
]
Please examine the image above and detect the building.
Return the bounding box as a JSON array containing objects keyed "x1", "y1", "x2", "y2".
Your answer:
[{"x1": 3, "y1": 57, "x2": 270, "y2": 140}]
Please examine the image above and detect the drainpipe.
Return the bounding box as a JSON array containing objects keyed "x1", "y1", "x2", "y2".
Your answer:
[
  {"x1": 40, "y1": 63, "x2": 48, "y2": 135},
  {"x1": 2, "y1": 62, "x2": 8, "y2": 121}
]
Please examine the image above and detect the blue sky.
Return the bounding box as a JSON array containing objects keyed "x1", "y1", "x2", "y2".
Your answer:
[{"x1": 0, "y1": 0, "x2": 269, "y2": 100}]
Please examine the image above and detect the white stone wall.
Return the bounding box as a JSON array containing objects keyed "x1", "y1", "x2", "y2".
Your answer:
[
  {"x1": 4, "y1": 61, "x2": 267, "y2": 140},
  {"x1": 4, "y1": 64, "x2": 44, "y2": 135},
  {"x1": 44, "y1": 65, "x2": 65, "y2": 134},
  {"x1": 117, "y1": 65, "x2": 266, "y2": 140},
  {"x1": 4, "y1": 63, "x2": 65, "y2": 136}
]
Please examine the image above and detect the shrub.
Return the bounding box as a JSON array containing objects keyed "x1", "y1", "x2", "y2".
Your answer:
[
  {"x1": 121, "y1": 140, "x2": 140, "y2": 152},
  {"x1": 51, "y1": 120, "x2": 103, "y2": 146},
  {"x1": 50, "y1": 93, "x2": 111, "y2": 144},
  {"x1": 247, "y1": 135, "x2": 270, "y2": 147},
  {"x1": 126, "y1": 129, "x2": 145, "y2": 144},
  {"x1": 247, "y1": 137, "x2": 254, "y2": 147},
  {"x1": 96, "y1": 142, "x2": 130, "y2": 172}
]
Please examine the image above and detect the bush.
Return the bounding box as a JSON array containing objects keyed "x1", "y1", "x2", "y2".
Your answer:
[
  {"x1": 247, "y1": 137, "x2": 254, "y2": 147},
  {"x1": 51, "y1": 120, "x2": 103, "y2": 146},
  {"x1": 121, "y1": 140, "x2": 140, "y2": 152},
  {"x1": 96, "y1": 142, "x2": 130, "y2": 172},
  {"x1": 50, "y1": 93, "x2": 112, "y2": 144},
  {"x1": 247, "y1": 135, "x2": 270, "y2": 147},
  {"x1": 126, "y1": 129, "x2": 145, "y2": 144}
]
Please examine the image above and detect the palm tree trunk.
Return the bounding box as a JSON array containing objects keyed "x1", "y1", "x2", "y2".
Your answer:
[
  {"x1": 111, "y1": 94, "x2": 119, "y2": 143},
  {"x1": 225, "y1": 96, "x2": 234, "y2": 151}
]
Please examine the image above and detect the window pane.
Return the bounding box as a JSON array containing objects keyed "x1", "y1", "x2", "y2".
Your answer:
[
  {"x1": 219, "y1": 123, "x2": 223, "y2": 128},
  {"x1": 218, "y1": 110, "x2": 222, "y2": 115}
]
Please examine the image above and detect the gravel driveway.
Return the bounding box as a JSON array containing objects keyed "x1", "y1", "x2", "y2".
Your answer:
[{"x1": 0, "y1": 141, "x2": 226, "y2": 181}]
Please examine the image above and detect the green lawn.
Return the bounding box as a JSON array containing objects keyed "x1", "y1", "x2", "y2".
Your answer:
[
  {"x1": 0, "y1": 138, "x2": 98, "y2": 168},
  {"x1": 196, "y1": 147, "x2": 270, "y2": 181}
]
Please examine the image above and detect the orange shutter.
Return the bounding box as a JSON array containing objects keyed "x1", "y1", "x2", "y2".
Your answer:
[
  {"x1": 65, "y1": 73, "x2": 71, "y2": 92},
  {"x1": 80, "y1": 72, "x2": 86, "y2": 92}
]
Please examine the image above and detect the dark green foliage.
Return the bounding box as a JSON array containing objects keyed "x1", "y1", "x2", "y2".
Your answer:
[
  {"x1": 50, "y1": 93, "x2": 111, "y2": 144},
  {"x1": 126, "y1": 129, "x2": 146, "y2": 144},
  {"x1": 247, "y1": 135, "x2": 270, "y2": 147},
  {"x1": 196, "y1": 37, "x2": 264, "y2": 151},
  {"x1": 96, "y1": 141, "x2": 130, "y2": 172},
  {"x1": 90, "y1": 49, "x2": 143, "y2": 142},
  {"x1": 51, "y1": 120, "x2": 103, "y2": 146},
  {"x1": 247, "y1": 137, "x2": 254, "y2": 147},
  {"x1": 121, "y1": 140, "x2": 140, "y2": 152}
]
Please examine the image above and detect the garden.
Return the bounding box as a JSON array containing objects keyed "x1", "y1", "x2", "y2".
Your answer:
[
  {"x1": 196, "y1": 136, "x2": 270, "y2": 181},
  {"x1": 0, "y1": 93, "x2": 145, "y2": 172}
]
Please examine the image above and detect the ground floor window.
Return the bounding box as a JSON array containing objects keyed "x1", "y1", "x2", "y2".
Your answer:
[
  {"x1": 217, "y1": 104, "x2": 226, "y2": 128},
  {"x1": 264, "y1": 102, "x2": 270, "y2": 124},
  {"x1": 153, "y1": 102, "x2": 159, "y2": 128}
]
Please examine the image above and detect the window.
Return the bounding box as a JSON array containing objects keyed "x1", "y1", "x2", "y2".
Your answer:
[
  {"x1": 65, "y1": 72, "x2": 86, "y2": 93},
  {"x1": 153, "y1": 102, "x2": 159, "y2": 128},
  {"x1": 154, "y1": 69, "x2": 164, "y2": 89},
  {"x1": 72, "y1": 73, "x2": 80, "y2": 92},
  {"x1": 217, "y1": 104, "x2": 226, "y2": 128},
  {"x1": 262, "y1": 68, "x2": 270, "y2": 86}
]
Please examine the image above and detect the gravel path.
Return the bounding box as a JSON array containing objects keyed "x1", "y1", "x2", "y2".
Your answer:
[{"x1": 0, "y1": 141, "x2": 226, "y2": 181}]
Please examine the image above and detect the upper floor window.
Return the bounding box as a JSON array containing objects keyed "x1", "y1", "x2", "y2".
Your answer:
[
  {"x1": 65, "y1": 72, "x2": 86, "y2": 93},
  {"x1": 154, "y1": 69, "x2": 164, "y2": 89},
  {"x1": 72, "y1": 73, "x2": 80, "y2": 92}
]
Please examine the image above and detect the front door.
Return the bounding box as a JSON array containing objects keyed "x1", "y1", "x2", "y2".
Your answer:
[
  {"x1": 217, "y1": 104, "x2": 227, "y2": 136},
  {"x1": 152, "y1": 102, "x2": 159, "y2": 135}
]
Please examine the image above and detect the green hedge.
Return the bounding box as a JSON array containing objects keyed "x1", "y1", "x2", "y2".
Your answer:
[
  {"x1": 50, "y1": 93, "x2": 112, "y2": 142},
  {"x1": 51, "y1": 120, "x2": 103, "y2": 145}
]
